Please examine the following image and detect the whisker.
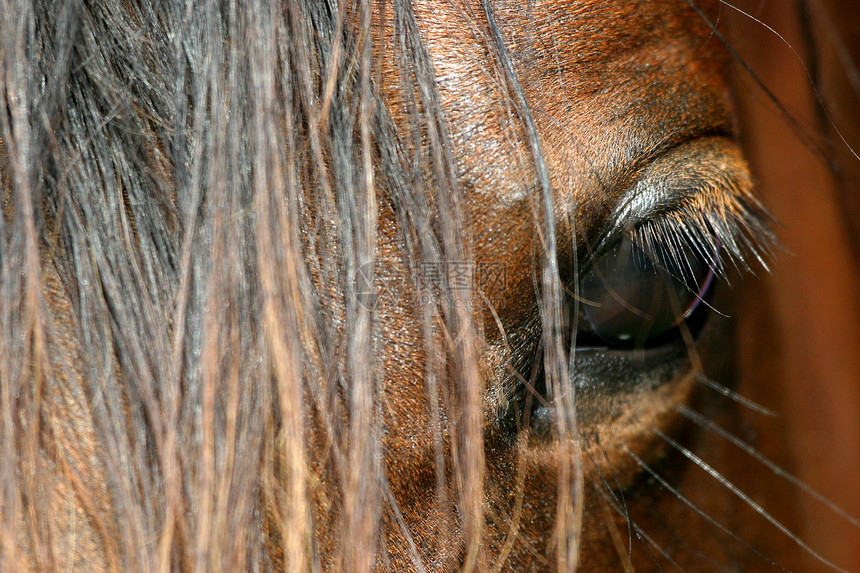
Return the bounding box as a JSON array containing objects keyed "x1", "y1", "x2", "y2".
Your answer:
[
  {"x1": 592, "y1": 475, "x2": 741, "y2": 573},
  {"x1": 623, "y1": 445, "x2": 789, "y2": 572},
  {"x1": 589, "y1": 458, "x2": 699, "y2": 573},
  {"x1": 653, "y1": 428, "x2": 850, "y2": 573},
  {"x1": 616, "y1": 486, "x2": 743, "y2": 572},
  {"x1": 694, "y1": 373, "x2": 777, "y2": 417},
  {"x1": 593, "y1": 448, "x2": 743, "y2": 573},
  {"x1": 592, "y1": 484, "x2": 653, "y2": 572},
  {"x1": 587, "y1": 443, "x2": 636, "y2": 565},
  {"x1": 676, "y1": 404, "x2": 860, "y2": 529},
  {"x1": 622, "y1": 524, "x2": 676, "y2": 573},
  {"x1": 595, "y1": 491, "x2": 637, "y2": 572},
  {"x1": 591, "y1": 439, "x2": 737, "y2": 571}
]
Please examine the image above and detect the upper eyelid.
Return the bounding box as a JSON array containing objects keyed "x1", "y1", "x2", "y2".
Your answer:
[
  {"x1": 581, "y1": 137, "x2": 772, "y2": 276},
  {"x1": 608, "y1": 137, "x2": 752, "y2": 232}
]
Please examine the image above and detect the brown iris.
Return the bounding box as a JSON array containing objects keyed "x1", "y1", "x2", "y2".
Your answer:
[{"x1": 578, "y1": 235, "x2": 718, "y2": 347}]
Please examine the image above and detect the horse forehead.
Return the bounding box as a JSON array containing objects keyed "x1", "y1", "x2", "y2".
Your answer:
[
  {"x1": 408, "y1": 0, "x2": 732, "y2": 230},
  {"x1": 416, "y1": 0, "x2": 723, "y2": 69}
]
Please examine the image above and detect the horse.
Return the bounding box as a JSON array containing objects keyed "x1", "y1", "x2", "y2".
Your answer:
[{"x1": 1, "y1": 0, "x2": 858, "y2": 570}]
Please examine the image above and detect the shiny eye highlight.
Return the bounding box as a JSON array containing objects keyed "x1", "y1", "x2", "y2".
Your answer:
[{"x1": 579, "y1": 235, "x2": 717, "y2": 347}]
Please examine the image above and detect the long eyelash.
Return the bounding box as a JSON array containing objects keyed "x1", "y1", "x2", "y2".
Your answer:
[{"x1": 631, "y1": 186, "x2": 776, "y2": 281}]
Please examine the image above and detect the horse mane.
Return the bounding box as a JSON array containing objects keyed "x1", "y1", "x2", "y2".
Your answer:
[{"x1": 0, "y1": 0, "x2": 498, "y2": 569}]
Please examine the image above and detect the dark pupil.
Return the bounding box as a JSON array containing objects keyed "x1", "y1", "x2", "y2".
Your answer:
[{"x1": 579, "y1": 235, "x2": 716, "y2": 346}]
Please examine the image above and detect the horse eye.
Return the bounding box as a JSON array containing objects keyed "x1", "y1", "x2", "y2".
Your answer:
[{"x1": 579, "y1": 235, "x2": 717, "y2": 346}]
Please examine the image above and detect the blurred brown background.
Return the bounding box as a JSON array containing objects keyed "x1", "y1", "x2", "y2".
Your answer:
[{"x1": 731, "y1": 1, "x2": 860, "y2": 569}]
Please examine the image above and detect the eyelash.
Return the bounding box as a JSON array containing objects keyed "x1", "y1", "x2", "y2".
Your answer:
[
  {"x1": 622, "y1": 189, "x2": 774, "y2": 282},
  {"x1": 569, "y1": 188, "x2": 774, "y2": 347}
]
